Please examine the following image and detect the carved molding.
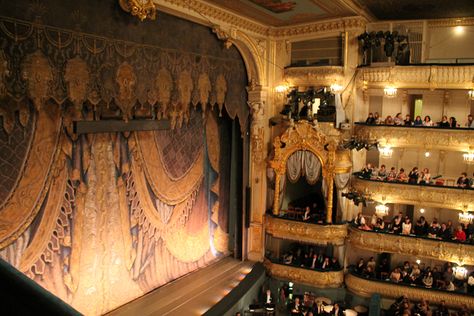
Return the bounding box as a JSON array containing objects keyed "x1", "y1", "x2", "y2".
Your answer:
[
  {"x1": 345, "y1": 273, "x2": 474, "y2": 310},
  {"x1": 348, "y1": 226, "x2": 474, "y2": 266},
  {"x1": 428, "y1": 17, "x2": 474, "y2": 28},
  {"x1": 264, "y1": 259, "x2": 344, "y2": 288},
  {"x1": 352, "y1": 178, "x2": 474, "y2": 211},
  {"x1": 265, "y1": 215, "x2": 348, "y2": 246},
  {"x1": 358, "y1": 65, "x2": 474, "y2": 90},
  {"x1": 355, "y1": 124, "x2": 474, "y2": 152},
  {"x1": 284, "y1": 66, "x2": 345, "y2": 87}
]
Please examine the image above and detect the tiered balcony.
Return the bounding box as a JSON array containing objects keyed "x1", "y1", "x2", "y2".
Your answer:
[
  {"x1": 283, "y1": 66, "x2": 344, "y2": 87},
  {"x1": 345, "y1": 272, "x2": 474, "y2": 310},
  {"x1": 354, "y1": 123, "x2": 474, "y2": 152},
  {"x1": 348, "y1": 226, "x2": 474, "y2": 266},
  {"x1": 352, "y1": 177, "x2": 473, "y2": 210},
  {"x1": 265, "y1": 214, "x2": 348, "y2": 246},
  {"x1": 264, "y1": 259, "x2": 344, "y2": 288}
]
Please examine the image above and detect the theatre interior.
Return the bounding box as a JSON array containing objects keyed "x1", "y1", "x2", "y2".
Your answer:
[{"x1": 1, "y1": 0, "x2": 474, "y2": 315}]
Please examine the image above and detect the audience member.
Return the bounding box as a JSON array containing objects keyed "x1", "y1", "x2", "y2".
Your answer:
[
  {"x1": 439, "y1": 115, "x2": 450, "y2": 128},
  {"x1": 423, "y1": 115, "x2": 434, "y2": 126},
  {"x1": 413, "y1": 115, "x2": 423, "y2": 126},
  {"x1": 457, "y1": 172, "x2": 470, "y2": 188},
  {"x1": 404, "y1": 114, "x2": 412, "y2": 126},
  {"x1": 466, "y1": 114, "x2": 474, "y2": 128},
  {"x1": 365, "y1": 112, "x2": 375, "y2": 124},
  {"x1": 394, "y1": 113, "x2": 403, "y2": 125}
]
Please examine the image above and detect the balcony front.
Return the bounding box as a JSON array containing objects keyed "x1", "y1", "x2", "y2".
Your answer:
[
  {"x1": 352, "y1": 177, "x2": 474, "y2": 211},
  {"x1": 264, "y1": 259, "x2": 344, "y2": 288},
  {"x1": 354, "y1": 123, "x2": 474, "y2": 152},
  {"x1": 265, "y1": 214, "x2": 348, "y2": 246},
  {"x1": 348, "y1": 226, "x2": 474, "y2": 266},
  {"x1": 345, "y1": 272, "x2": 474, "y2": 310}
]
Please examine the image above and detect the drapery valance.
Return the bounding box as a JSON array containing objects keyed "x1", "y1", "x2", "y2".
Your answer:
[{"x1": 286, "y1": 151, "x2": 321, "y2": 185}]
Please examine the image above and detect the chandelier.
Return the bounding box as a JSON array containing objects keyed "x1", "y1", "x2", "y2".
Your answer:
[
  {"x1": 375, "y1": 204, "x2": 389, "y2": 217},
  {"x1": 384, "y1": 86, "x2": 397, "y2": 98},
  {"x1": 459, "y1": 211, "x2": 474, "y2": 225},
  {"x1": 379, "y1": 145, "x2": 393, "y2": 158},
  {"x1": 463, "y1": 151, "x2": 474, "y2": 164}
]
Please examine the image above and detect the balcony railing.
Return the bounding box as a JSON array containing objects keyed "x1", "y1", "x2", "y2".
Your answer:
[
  {"x1": 354, "y1": 123, "x2": 474, "y2": 152},
  {"x1": 358, "y1": 64, "x2": 474, "y2": 90},
  {"x1": 352, "y1": 177, "x2": 474, "y2": 210},
  {"x1": 348, "y1": 226, "x2": 474, "y2": 265},
  {"x1": 345, "y1": 272, "x2": 474, "y2": 310},
  {"x1": 265, "y1": 215, "x2": 348, "y2": 246},
  {"x1": 264, "y1": 259, "x2": 344, "y2": 288},
  {"x1": 283, "y1": 66, "x2": 344, "y2": 87}
]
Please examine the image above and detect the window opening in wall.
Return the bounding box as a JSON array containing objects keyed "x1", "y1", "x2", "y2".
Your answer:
[
  {"x1": 290, "y1": 36, "x2": 343, "y2": 67},
  {"x1": 412, "y1": 96, "x2": 423, "y2": 119}
]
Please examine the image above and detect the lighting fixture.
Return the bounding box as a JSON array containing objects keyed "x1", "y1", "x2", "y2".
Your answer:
[
  {"x1": 453, "y1": 266, "x2": 467, "y2": 279},
  {"x1": 459, "y1": 211, "x2": 474, "y2": 225},
  {"x1": 416, "y1": 259, "x2": 421, "y2": 265},
  {"x1": 379, "y1": 145, "x2": 393, "y2": 158},
  {"x1": 424, "y1": 151, "x2": 431, "y2": 158},
  {"x1": 468, "y1": 89, "x2": 474, "y2": 100},
  {"x1": 463, "y1": 151, "x2": 474, "y2": 164},
  {"x1": 419, "y1": 208, "x2": 425, "y2": 214},
  {"x1": 330, "y1": 83, "x2": 343, "y2": 93},
  {"x1": 383, "y1": 86, "x2": 397, "y2": 98},
  {"x1": 375, "y1": 203, "x2": 389, "y2": 217},
  {"x1": 275, "y1": 84, "x2": 289, "y2": 93},
  {"x1": 454, "y1": 25, "x2": 465, "y2": 35}
]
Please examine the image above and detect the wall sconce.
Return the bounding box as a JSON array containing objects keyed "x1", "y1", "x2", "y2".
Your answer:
[
  {"x1": 468, "y1": 89, "x2": 474, "y2": 100},
  {"x1": 379, "y1": 145, "x2": 393, "y2": 158},
  {"x1": 330, "y1": 83, "x2": 343, "y2": 93},
  {"x1": 275, "y1": 84, "x2": 289, "y2": 94},
  {"x1": 383, "y1": 86, "x2": 398, "y2": 98},
  {"x1": 463, "y1": 150, "x2": 474, "y2": 164},
  {"x1": 375, "y1": 203, "x2": 389, "y2": 217}
]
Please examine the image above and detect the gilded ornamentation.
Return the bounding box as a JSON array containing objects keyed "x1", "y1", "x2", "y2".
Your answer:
[
  {"x1": 284, "y1": 66, "x2": 344, "y2": 87},
  {"x1": 264, "y1": 259, "x2": 344, "y2": 288},
  {"x1": 198, "y1": 73, "x2": 211, "y2": 116},
  {"x1": 22, "y1": 50, "x2": 53, "y2": 110},
  {"x1": 352, "y1": 178, "x2": 474, "y2": 211},
  {"x1": 215, "y1": 74, "x2": 227, "y2": 116},
  {"x1": 348, "y1": 226, "x2": 474, "y2": 266},
  {"x1": 355, "y1": 124, "x2": 474, "y2": 152},
  {"x1": 249, "y1": 101, "x2": 266, "y2": 164},
  {"x1": 116, "y1": 62, "x2": 137, "y2": 121},
  {"x1": 359, "y1": 65, "x2": 474, "y2": 90},
  {"x1": 178, "y1": 70, "x2": 193, "y2": 126},
  {"x1": 211, "y1": 25, "x2": 233, "y2": 49},
  {"x1": 119, "y1": 0, "x2": 157, "y2": 21},
  {"x1": 64, "y1": 56, "x2": 90, "y2": 113},
  {"x1": 346, "y1": 273, "x2": 474, "y2": 310},
  {"x1": 155, "y1": 68, "x2": 173, "y2": 119},
  {"x1": 265, "y1": 215, "x2": 347, "y2": 246}
]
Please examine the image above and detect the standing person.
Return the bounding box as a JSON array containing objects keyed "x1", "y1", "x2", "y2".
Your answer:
[
  {"x1": 408, "y1": 167, "x2": 419, "y2": 184},
  {"x1": 419, "y1": 168, "x2": 431, "y2": 184},
  {"x1": 466, "y1": 114, "x2": 474, "y2": 128}
]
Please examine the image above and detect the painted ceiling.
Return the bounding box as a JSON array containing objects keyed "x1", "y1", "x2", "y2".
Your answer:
[
  {"x1": 206, "y1": 0, "x2": 356, "y2": 26},
  {"x1": 354, "y1": 0, "x2": 474, "y2": 20}
]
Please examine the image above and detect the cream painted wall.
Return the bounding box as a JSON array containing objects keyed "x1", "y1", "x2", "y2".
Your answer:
[{"x1": 427, "y1": 26, "x2": 474, "y2": 61}]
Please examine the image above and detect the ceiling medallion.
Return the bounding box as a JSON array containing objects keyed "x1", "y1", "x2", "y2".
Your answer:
[{"x1": 119, "y1": 0, "x2": 157, "y2": 21}]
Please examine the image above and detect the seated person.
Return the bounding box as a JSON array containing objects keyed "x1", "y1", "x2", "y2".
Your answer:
[
  {"x1": 413, "y1": 115, "x2": 423, "y2": 126},
  {"x1": 438, "y1": 115, "x2": 450, "y2": 128},
  {"x1": 449, "y1": 116, "x2": 458, "y2": 128},
  {"x1": 390, "y1": 268, "x2": 402, "y2": 283},
  {"x1": 453, "y1": 225, "x2": 466, "y2": 242},
  {"x1": 419, "y1": 168, "x2": 431, "y2": 184},
  {"x1": 355, "y1": 258, "x2": 365, "y2": 274},
  {"x1": 427, "y1": 220, "x2": 441, "y2": 238},
  {"x1": 385, "y1": 115, "x2": 394, "y2": 125},
  {"x1": 365, "y1": 112, "x2": 375, "y2": 124},
  {"x1": 457, "y1": 172, "x2": 470, "y2": 188},
  {"x1": 374, "y1": 217, "x2": 385, "y2": 231},
  {"x1": 353, "y1": 212, "x2": 366, "y2": 227},
  {"x1": 466, "y1": 114, "x2": 474, "y2": 128},
  {"x1": 360, "y1": 163, "x2": 373, "y2": 179},
  {"x1": 401, "y1": 217, "x2": 412, "y2": 235},
  {"x1": 387, "y1": 167, "x2": 397, "y2": 181},
  {"x1": 414, "y1": 216, "x2": 428, "y2": 236},
  {"x1": 422, "y1": 271, "x2": 433, "y2": 288},
  {"x1": 302, "y1": 206, "x2": 311, "y2": 221},
  {"x1": 404, "y1": 114, "x2": 412, "y2": 126},
  {"x1": 330, "y1": 257, "x2": 341, "y2": 270},
  {"x1": 394, "y1": 113, "x2": 403, "y2": 125},
  {"x1": 396, "y1": 168, "x2": 408, "y2": 182},
  {"x1": 375, "y1": 164, "x2": 387, "y2": 180},
  {"x1": 437, "y1": 223, "x2": 452, "y2": 240}
]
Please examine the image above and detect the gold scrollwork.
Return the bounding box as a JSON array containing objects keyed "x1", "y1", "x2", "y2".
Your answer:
[
  {"x1": 265, "y1": 215, "x2": 347, "y2": 246},
  {"x1": 119, "y1": 0, "x2": 157, "y2": 21},
  {"x1": 264, "y1": 259, "x2": 344, "y2": 288},
  {"x1": 345, "y1": 273, "x2": 474, "y2": 310},
  {"x1": 348, "y1": 226, "x2": 474, "y2": 266}
]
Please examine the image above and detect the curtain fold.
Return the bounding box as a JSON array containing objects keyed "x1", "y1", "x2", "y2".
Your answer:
[
  {"x1": 286, "y1": 151, "x2": 321, "y2": 185},
  {"x1": 303, "y1": 151, "x2": 321, "y2": 185},
  {"x1": 335, "y1": 93, "x2": 345, "y2": 128}
]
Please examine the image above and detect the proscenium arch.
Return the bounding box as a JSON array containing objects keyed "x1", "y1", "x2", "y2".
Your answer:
[{"x1": 269, "y1": 121, "x2": 337, "y2": 223}]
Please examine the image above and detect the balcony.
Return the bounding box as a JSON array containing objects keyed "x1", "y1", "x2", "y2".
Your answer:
[
  {"x1": 352, "y1": 177, "x2": 474, "y2": 210},
  {"x1": 348, "y1": 226, "x2": 474, "y2": 266},
  {"x1": 265, "y1": 215, "x2": 348, "y2": 246},
  {"x1": 354, "y1": 123, "x2": 474, "y2": 152},
  {"x1": 264, "y1": 259, "x2": 344, "y2": 288},
  {"x1": 283, "y1": 66, "x2": 344, "y2": 87},
  {"x1": 358, "y1": 64, "x2": 474, "y2": 90},
  {"x1": 345, "y1": 272, "x2": 474, "y2": 310}
]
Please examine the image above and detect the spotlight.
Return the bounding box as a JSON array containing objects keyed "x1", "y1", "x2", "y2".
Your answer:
[{"x1": 356, "y1": 142, "x2": 365, "y2": 151}]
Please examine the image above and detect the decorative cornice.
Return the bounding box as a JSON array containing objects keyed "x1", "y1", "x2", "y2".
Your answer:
[
  {"x1": 348, "y1": 226, "x2": 474, "y2": 266},
  {"x1": 354, "y1": 124, "x2": 474, "y2": 152},
  {"x1": 358, "y1": 65, "x2": 474, "y2": 90},
  {"x1": 268, "y1": 17, "x2": 366, "y2": 38},
  {"x1": 265, "y1": 215, "x2": 348, "y2": 246},
  {"x1": 346, "y1": 273, "x2": 474, "y2": 310},
  {"x1": 284, "y1": 66, "x2": 345, "y2": 87},
  {"x1": 352, "y1": 178, "x2": 474, "y2": 211},
  {"x1": 428, "y1": 17, "x2": 474, "y2": 28},
  {"x1": 264, "y1": 259, "x2": 344, "y2": 288}
]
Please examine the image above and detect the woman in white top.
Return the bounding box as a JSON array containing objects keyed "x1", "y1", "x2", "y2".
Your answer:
[
  {"x1": 402, "y1": 217, "x2": 412, "y2": 235},
  {"x1": 419, "y1": 168, "x2": 431, "y2": 184},
  {"x1": 423, "y1": 115, "x2": 434, "y2": 126}
]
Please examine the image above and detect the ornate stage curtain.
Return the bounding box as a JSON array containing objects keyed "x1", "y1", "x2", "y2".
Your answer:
[{"x1": 286, "y1": 150, "x2": 321, "y2": 184}]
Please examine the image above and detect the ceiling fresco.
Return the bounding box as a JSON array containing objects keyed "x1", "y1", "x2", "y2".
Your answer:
[{"x1": 206, "y1": 0, "x2": 356, "y2": 26}]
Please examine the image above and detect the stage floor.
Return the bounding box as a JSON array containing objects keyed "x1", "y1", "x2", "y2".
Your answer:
[{"x1": 106, "y1": 257, "x2": 254, "y2": 316}]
